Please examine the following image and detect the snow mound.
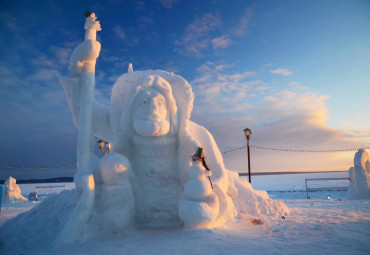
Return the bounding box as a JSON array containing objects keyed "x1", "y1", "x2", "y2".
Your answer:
[
  {"x1": 228, "y1": 171, "x2": 289, "y2": 218},
  {"x1": 0, "y1": 190, "x2": 76, "y2": 254},
  {"x1": 347, "y1": 149, "x2": 370, "y2": 200},
  {"x1": 2, "y1": 177, "x2": 27, "y2": 203}
]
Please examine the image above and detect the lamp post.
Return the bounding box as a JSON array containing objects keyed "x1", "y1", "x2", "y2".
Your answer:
[
  {"x1": 97, "y1": 139, "x2": 111, "y2": 155},
  {"x1": 243, "y1": 128, "x2": 252, "y2": 183}
]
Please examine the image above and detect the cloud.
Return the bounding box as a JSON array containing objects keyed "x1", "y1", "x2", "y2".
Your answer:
[
  {"x1": 270, "y1": 68, "x2": 292, "y2": 76},
  {"x1": 138, "y1": 16, "x2": 154, "y2": 24},
  {"x1": 28, "y1": 68, "x2": 59, "y2": 82},
  {"x1": 49, "y1": 46, "x2": 72, "y2": 66},
  {"x1": 0, "y1": 11, "x2": 19, "y2": 31},
  {"x1": 175, "y1": 13, "x2": 221, "y2": 57},
  {"x1": 190, "y1": 62, "x2": 368, "y2": 172},
  {"x1": 113, "y1": 25, "x2": 126, "y2": 41},
  {"x1": 157, "y1": 0, "x2": 180, "y2": 9},
  {"x1": 232, "y1": 8, "x2": 253, "y2": 36},
  {"x1": 211, "y1": 35, "x2": 232, "y2": 49}
]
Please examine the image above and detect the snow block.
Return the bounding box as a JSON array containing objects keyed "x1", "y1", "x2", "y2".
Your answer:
[{"x1": 347, "y1": 149, "x2": 370, "y2": 200}]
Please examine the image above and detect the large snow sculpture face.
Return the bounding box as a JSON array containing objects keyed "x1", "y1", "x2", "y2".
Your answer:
[{"x1": 133, "y1": 88, "x2": 170, "y2": 137}]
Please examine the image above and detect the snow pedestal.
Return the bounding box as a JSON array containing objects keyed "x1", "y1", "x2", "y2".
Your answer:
[
  {"x1": 2, "y1": 176, "x2": 27, "y2": 204},
  {"x1": 347, "y1": 149, "x2": 370, "y2": 200}
]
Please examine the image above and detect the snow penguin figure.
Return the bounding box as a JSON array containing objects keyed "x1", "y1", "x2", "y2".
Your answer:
[{"x1": 179, "y1": 147, "x2": 219, "y2": 229}]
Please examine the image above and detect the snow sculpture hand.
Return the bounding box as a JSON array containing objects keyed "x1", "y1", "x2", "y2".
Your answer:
[
  {"x1": 98, "y1": 153, "x2": 132, "y2": 185},
  {"x1": 68, "y1": 41, "x2": 101, "y2": 77},
  {"x1": 179, "y1": 158, "x2": 219, "y2": 229},
  {"x1": 69, "y1": 12, "x2": 101, "y2": 77}
]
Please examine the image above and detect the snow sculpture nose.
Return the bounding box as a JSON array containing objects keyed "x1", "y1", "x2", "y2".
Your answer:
[{"x1": 148, "y1": 100, "x2": 160, "y2": 117}]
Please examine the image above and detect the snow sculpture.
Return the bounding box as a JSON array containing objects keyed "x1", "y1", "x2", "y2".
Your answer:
[
  {"x1": 57, "y1": 12, "x2": 288, "y2": 243},
  {"x1": 347, "y1": 149, "x2": 370, "y2": 199},
  {"x1": 179, "y1": 148, "x2": 219, "y2": 229},
  {"x1": 2, "y1": 176, "x2": 27, "y2": 203}
]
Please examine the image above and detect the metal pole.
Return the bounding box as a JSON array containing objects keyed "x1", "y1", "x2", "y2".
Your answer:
[{"x1": 247, "y1": 140, "x2": 251, "y2": 183}]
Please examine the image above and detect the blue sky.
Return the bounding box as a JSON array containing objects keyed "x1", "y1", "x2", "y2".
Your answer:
[{"x1": 0, "y1": 0, "x2": 369, "y2": 179}]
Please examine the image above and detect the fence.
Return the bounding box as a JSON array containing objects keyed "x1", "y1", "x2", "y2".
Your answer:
[{"x1": 305, "y1": 177, "x2": 351, "y2": 198}]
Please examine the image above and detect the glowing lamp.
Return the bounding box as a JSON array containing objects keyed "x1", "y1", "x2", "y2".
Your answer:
[
  {"x1": 243, "y1": 128, "x2": 252, "y2": 184},
  {"x1": 98, "y1": 140, "x2": 105, "y2": 150}
]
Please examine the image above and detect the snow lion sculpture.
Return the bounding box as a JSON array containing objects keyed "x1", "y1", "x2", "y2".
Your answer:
[{"x1": 57, "y1": 12, "x2": 288, "y2": 244}]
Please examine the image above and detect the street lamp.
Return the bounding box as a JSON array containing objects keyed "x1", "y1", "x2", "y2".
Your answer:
[
  {"x1": 243, "y1": 128, "x2": 252, "y2": 183},
  {"x1": 97, "y1": 139, "x2": 111, "y2": 155}
]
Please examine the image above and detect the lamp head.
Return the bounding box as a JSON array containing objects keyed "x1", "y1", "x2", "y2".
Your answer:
[
  {"x1": 244, "y1": 128, "x2": 252, "y2": 140},
  {"x1": 97, "y1": 140, "x2": 105, "y2": 150}
]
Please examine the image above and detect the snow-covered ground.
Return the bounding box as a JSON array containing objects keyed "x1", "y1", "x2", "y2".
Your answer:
[{"x1": 1, "y1": 172, "x2": 369, "y2": 255}]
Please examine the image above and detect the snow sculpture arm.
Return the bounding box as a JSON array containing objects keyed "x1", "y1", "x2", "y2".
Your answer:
[
  {"x1": 60, "y1": 77, "x2": 113, "y2": 141},
  {"x1": 59, "y1": 12, "x2": 113, "y2": 142},
  {"x1": 57, "y1": 12, "x2": 105, "y2": 245}
]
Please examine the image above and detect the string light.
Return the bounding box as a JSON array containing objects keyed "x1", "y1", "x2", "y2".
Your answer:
[
  {"x1": 0, "y1": 162, "x2": 76, "y2": 170},
  {"x1": 248, "y1": 145, "x2": 370, "y2": 153},
  {"x1": 222, "y1": 145, "x2": 370, "y2": 154},
  {"x1": 1, "y1": 146, "x2": 369, "y2": 170}
]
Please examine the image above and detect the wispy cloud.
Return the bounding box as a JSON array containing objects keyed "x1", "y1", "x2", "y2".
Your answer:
[
  {"x1": 211, "y1": 35, "x2": 232, "y2": 49},
  {"x1": 175, "y1": 13, "x2": 221, "y2": 57},
  {"x1": 157, "y1": 0, "x2": 180, "y2": 9},
  {"x1": 232, "y1": 7, "x2": 253, "y2": 36},
  {"x1": 113, "y1": 25, "x2": 126, "y2": 41},
  {"x1": 191, "y1": 61, "x2": 367, "y2": 172},
  {"x1": 176, "y1": 8, "x2": 255, "y2": 57},
  {"x1": 0, "y1": 11, "x2": 19, "y2": 31},
  {"x1": 270, "y1": 68, "x2": 292, "y2": 76}
]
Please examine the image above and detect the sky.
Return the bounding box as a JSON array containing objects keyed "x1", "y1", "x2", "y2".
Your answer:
[{"x1": 0, "y1": 0, "x2": 369, "y2": 179}]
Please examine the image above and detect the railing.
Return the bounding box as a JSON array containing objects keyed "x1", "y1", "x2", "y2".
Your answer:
[
  {"x1": 35, "y1": 185, "x2": 67, "y2": 198},
  {"x1": 305, "y1": 177, "x2": 350, "y2": 198}
]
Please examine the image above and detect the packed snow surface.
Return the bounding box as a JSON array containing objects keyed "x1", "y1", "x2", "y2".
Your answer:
[{"x1": 0, "y1": 174, "x2": 369, "y2": 255}]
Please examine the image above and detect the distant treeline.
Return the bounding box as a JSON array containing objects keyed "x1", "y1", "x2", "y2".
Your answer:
[
  {"x1": 0, "y1": 177, "x2": 73, "y2": 184},
  {"x1": 0, "y1": 171, "x2": 347, "y2": 184}
]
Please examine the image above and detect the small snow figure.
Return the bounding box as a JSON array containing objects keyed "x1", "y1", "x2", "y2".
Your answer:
[
  {"x1": 128, "y1": 63, "x2": 133, "y2": 73},
  {"x1": 192, "y1": 147, "x2": 213, "y2": 189},
  {"x1": 179, "y1": 147, "x2": 219, "y2": 229},
  {"x1": 347, "y1": 149, "x2": 370, "y2": 200},
  {"x1": 3, "y1": 176, "x2": 27, "y2": 203}
]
